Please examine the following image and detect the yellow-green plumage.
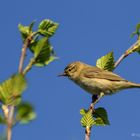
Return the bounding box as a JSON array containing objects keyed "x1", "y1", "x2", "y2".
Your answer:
[{"x1": 60, "y1": 61, "x2": 140, "y2": 95}]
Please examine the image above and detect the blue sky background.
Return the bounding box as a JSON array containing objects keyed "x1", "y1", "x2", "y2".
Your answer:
[{"x1": 0, "y1": 0, "x2": 140, "y2": 140}]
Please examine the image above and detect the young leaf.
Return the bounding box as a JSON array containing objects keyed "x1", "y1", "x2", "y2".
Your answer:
[
  {"x1": 137, "y1": 50, "x2": 140, "y2": 54},
  {"x1": 16, "y1": 102, "x2": 36, "y2": 124},
  {"x1": 18, "y1": 24, "x2": 30, "y2": 41},
  {"x1": 81, "y1": 112, "x2": 95, "y2": 127},
  {"x1": 0, "y1": 74, "x2": 27, "y2": 105},
  {"x1": 45, "y1": 56, "x2": 57, "y2": 65},
  {"x1": 29, "y1": 20, "x2": 36, "y2": 33},
  {"x1": 94, "y1": 117, "x2": 106, "y2": 126},
  {"x1": 131, "y1": 23, "x2": 140, "y2": 38},
  {"x1": 32, "y1": 37, "x2": 48, "y2": 58},
  {"x1": 30, "y1": 37, "x2": 57, "y2": 67},
  {"x1": 0, "y1": 114, "x2": 6, "y2": 124},
  {"x1": 126, "y1": 40, "x2": 140, "y2": 55},
  {"x1": 18, "y1": 21, "x2": 35, "y2": 41},
  {"x1": 80, "y1": 109, "x2": 88, "y2": 115},
  {"x1": 11, "y1": 74, "x2": 27, "y2": 95},
  {"x1": 93, "y1": 107, "x2": 110, "y2": 125},
  {"x1": 96, "y1": 52, "x2": 114, "y2": 71},
  {"x1": 38, "y1": 19, "x2": 59, "y2": 37}
]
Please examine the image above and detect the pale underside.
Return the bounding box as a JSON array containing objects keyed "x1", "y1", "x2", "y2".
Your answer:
[{"x1": 71, "y1": 67, "x2": 140, "y2": 95}]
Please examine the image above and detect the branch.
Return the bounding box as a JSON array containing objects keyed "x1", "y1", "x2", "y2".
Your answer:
[
  {"x1": 6, "y1": 106, "x2": 14, "y2": 140},
  {"x1": 85, "y1": 39, "x2": 140, "y2": 140},
  {"x1": 85, "y1": 127, "x2": 91, "y2": 140},
  {"x1": 115, "y1": 40, "x2": 140, "y2": 68},
  {"x1": 23, "y1": 58, "x2": 36, "y2": 75},
  {"x1": 85, "y1": 93, "x2": 104, "y2": 140},
  {"x1": 91, "y1": 39, "x2": 140, "y2": 108},
  {"x1": 18, "y1": 37, "x2": 32, "y2": 73},
  {"x1": 6, "y1": 36, "x2": 32, "y2": 140}
]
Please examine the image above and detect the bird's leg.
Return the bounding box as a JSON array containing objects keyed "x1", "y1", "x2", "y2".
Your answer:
[
  {"x1": 93, "y1": 92, "x2": 104, "y2": 104},
  {"x1": 89, "y1": 92, "x2": 104, "y2": 111},
  {"x1": 92, "y1": 95, "x2": 99, "y2": 103}
]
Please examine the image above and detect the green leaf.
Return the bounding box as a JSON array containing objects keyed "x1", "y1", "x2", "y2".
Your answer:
[
  {"x1": 30, "y1": 37, "x2": 57, "y2": 67},
  {"x1": 38, "y1": 19, "x2": 59, "y2": 37},
  {"x1": 132, "y1": 44, "x2": 140, "y2": 55},
  {"x1": 16, "y1": 102, "x2": 36, "y2": 124},
  {"x1": 131, "y1": 31, "x2": 138, "y2": 38},
  {"x1": 126, "y1": 40, "x2": 140, "y2": 55},
  {"x1": 0, "y1": 74, "x2": 27, "y2": 105},
  {"x1": 96, "y1": 52, "x2": 114, "y2": 71},
  {"x1": 18, "y1": 24, "x2": 30, "y2": 41},
  {"x1": 29, "y1": 20, "x2": 36, "y2": 32},
  {"x1": 94, "y1": 117, "x2": 106, "y2": 126},
  {"x1": 137, "y1": 50, "x2": 140, "y2": 54},
  {"x1": 136, "y1": 24, "x2": 140, "y2": 32},
  {"x1": 18, "y1": 21, "x2": 35, "y2": 41},
  {"x1": 33, "y1": 37, "x2": 48, "y2": 58},
  {"x1": 80, "y1": 109, "x2": 87, "y2": 115},
  {"x1": 81, "y1": 112, "x2": 95, "y2": 127},
  {"x1": 35, "y1": 56, "x2": 57, "y2": 67},
  {"x1": 131, "y1": 23, "x2": 140, "y2": 38},
  {"x1": 0, "y1": 115, "x2": 6, "y2": 124},
  {"x1": 93, "y1": 107, "x2": 110, "y2": 125}
]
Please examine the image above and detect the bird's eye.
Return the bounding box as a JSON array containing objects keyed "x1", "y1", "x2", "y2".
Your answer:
[
  {"x1": 65, "y1": 63, "x2": 77, "y2": 74},
  {"x1": 68, "y1": 65, "x2": 77, "y2": 73}
]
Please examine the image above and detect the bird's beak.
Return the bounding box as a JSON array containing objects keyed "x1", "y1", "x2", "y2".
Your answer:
[{"x1": 58, "y1": 72, "x2": 67, "y2": 77}]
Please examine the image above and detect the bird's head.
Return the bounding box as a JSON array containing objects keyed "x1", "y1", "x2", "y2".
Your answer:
[{"x1": 59, "y1": 61, "x2": 83, "y2": 79}]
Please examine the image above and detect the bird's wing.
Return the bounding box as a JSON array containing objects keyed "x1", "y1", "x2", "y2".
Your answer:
[{"x1": 82, "y1": 67, "x2": 126, "y2": 81}]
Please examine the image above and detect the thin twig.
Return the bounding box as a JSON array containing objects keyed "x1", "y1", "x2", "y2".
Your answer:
[
  {"x1": 23, "y1": 58, "x2": 36, "y2": 75},
  {"x1": 20, "y1": 32, "x2": 38, "y2": 75},
  {"x1": 88, "y1": 93, "x2": 104, "y2": 111},
  {"x1": 18, "y1": 37, "x2": 32, "y2": 73},
  {"x1": 85, "y1": 127, "x2": 90, "y2": 140},
  {"x1": 115, "y1": 40, "x2": 140, "y2": 68},
  {"x1": 114, "y1": 53, "x2": 127, "y2": 68},
  {"x1": 85, "y1": 39, "x2": 140, "y2": 140},
  {"x1": 85, "y1": 93, "x2": 104, "y2": 140},
  {"x1": 6, "y1": 36, "x2": 32, "y2": 140},
  {"x1": 90, "y1": 39, "x2": 140, "y2": 108},
  {"x1": 6, "y1": 106, "x2": 14, "y2": 140}
]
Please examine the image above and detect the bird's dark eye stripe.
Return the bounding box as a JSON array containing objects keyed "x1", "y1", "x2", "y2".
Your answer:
[
  {"x1": 64, "y1": 66, "x2": 70, "y2": 71},
  {"x1": 65, "y1": 64, "x2": 75, "y2": 71},
  {"x1": 69, "y1": 66, "x2": 73, "y2": 70}
]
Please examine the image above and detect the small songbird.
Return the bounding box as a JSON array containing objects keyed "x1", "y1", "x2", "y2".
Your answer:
[{"x1": 59, "y1": 61, "x2": 140, "y2": 96}]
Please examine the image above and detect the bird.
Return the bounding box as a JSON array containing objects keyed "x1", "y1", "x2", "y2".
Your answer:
[{"x1": 59, "y1": 61, "x2": 140, "y2": 97}]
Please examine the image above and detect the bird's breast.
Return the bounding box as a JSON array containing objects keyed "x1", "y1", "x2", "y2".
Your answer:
[{"x1": 71, "y1": 77, "x2": 105, "y2": 95}]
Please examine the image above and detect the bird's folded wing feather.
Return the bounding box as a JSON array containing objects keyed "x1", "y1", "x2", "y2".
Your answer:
[{"x1": 82, "y1": 67, "x2": 126, "y2": 81}]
